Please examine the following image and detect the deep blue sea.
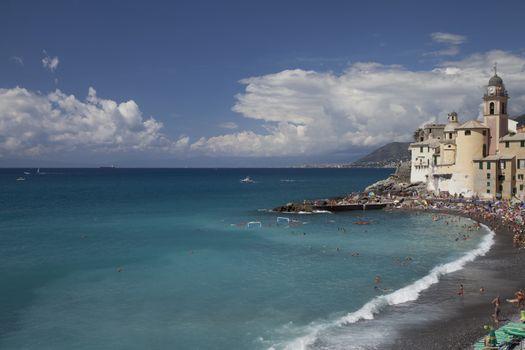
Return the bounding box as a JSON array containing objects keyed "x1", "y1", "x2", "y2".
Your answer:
[{"x1": 0, "y1": 168, "x2": 493, "y2": 349}]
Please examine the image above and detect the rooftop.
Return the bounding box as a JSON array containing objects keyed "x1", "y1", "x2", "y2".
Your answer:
[
  {"x1": 456, "y1": 119, "x2": 488, "y2": 130},
  {"x1": 500, "y1": 133, "x2": 525, "y2": 142}
]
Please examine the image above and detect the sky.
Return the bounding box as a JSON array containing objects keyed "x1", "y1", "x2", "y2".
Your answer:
[{"x1": 2, "y1": 0, "x2": 525, "y2": 167}]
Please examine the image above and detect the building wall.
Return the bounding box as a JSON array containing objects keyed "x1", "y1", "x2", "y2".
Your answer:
[
  {"x1": 450, "y1": 128, "x2": 488, "y2": 196},
  {"x1": 441, "y1": 144, "x2": 456, "y2": 165},
  {"x1": 410, "y1": 145, "x2": 435, "y2": 183},
  {"x1": 474, "y1": 161, "x2": 497, "y2": 200},
  {"x1": 500, "y1": 139, "x2": 525, "y2": 199}
]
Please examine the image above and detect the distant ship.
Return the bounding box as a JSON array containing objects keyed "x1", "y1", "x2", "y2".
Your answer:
[
  {"x1": 16, "y1": 177, "x2": 25, "y2": 181},
  {"x1": 240, "y1": 176, "x2": 255, "y2": 184},
  {"x1": 99, "y1": 165, "x2": 117, "y2": 169}
]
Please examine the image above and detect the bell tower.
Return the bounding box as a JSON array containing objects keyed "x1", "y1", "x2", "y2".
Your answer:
[{"x1": 483, "y1": 64, "x2": 508, "y2": 155}]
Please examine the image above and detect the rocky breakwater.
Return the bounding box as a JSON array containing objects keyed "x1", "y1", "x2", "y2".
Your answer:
[
  {"x1": 273, "y1": 202, "x2": 314, "y2": 213},
  {"x1": 364, "y1": 177, "x2": 426, "y2": 196}
]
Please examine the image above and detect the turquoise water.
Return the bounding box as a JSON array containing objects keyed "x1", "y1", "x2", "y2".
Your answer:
[{"x1": 0, "y1": 169, "x2": 489, "y2": 349}]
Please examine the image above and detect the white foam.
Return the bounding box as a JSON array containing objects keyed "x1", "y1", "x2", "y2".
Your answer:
[{"x1": 277, "y1": 224, "x2": 496, "y2": 350}]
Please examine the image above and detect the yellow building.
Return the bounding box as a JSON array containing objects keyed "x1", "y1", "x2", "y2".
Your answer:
[{"x1": 410, "y1": 69, "x2": 525, "y2": 200}]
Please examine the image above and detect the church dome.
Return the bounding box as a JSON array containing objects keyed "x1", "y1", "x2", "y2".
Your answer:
[{"x1": 489, "y1": 74, "x2": 503, "y2": 86}]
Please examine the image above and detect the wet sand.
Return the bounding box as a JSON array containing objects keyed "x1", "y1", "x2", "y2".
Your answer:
[{"x1": 387, "y1": 209, "x2": 525, "y2": 349}]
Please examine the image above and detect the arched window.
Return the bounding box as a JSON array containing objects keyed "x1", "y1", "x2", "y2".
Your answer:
[
  {"x1": 490, "y1": 102, "x2": 495, "y2": 114},
  {"x1": 501, "y1": 102, "x2": 506, "y2": 114}
]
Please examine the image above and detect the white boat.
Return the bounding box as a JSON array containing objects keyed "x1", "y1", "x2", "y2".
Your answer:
[
  {"x1": 240, "y1": 176, "x2": 255, "y2": 183},
  {"x1": 16, "y1": 177, "x2": 25, "y2": 181},
  {"x1": 23, "y1": 171, "x2": 30, "y2": 175}
]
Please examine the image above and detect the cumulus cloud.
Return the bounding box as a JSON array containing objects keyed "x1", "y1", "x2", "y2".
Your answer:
[
  {"x1": 0, "y1": 87, "x2": 187, "y2": 157},
  {"x1": 219, "y1": 121, "x2": 239, "y2": 129},
  {"x1": 430, "y1": 32, "x2": 467, "y2": 45},
  {"x1": 191, "y1": 50, "x2": 525, "y2": 157},
  {"x1": 42, "y1": 50, "x2": 59, "y2": 72}
]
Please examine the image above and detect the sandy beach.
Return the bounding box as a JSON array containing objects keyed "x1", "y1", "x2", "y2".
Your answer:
[{"x1": 386, "y1": 209, "x2": 525, "y2": 349}]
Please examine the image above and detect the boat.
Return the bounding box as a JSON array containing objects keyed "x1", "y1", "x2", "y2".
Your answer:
[
  {"x1": 240, "y1": 176, "x2": 255, "y2": 183},
  {"x1": 16, "y1": 177, "x2": 25, "y2": 181},
  {"x1": 23, "y1": 171, "x2": 30, "y2": 175}
]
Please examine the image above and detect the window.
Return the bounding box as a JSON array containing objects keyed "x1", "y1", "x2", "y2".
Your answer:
[
  {"x1": 519, "y1": 159, "x2": 525, "y2": 169},
  {"x1": 465, "y1": 130, "x2": 471, "y2": 136},
  {"x1": 487, "y1": 173, "x2": 491, "y2": 179},
  {"x1": 479, "y1": 162, "x2": 483, "y2": 170},
  {"x1": 487, "y1": 162, "x2": 491, "y2": 170},
  {"x1": 487, "y1": 182, "x2": 491, "y2": 187},
  {"x1": 500, "y1": 161, "x2": 506, "y2": 170},
  {"x1": 513, "y1": 175, "x2": 516, "y2": 181},
  {"x1": 519, "y1": 174, "x2": 524, "y2": 180},
  {"x1": 483, "y1": 130, "x2": 487, "y2": 136},
  {"x1": 502, "y1": 102, "x2": 506, "y2": 114},
  {"x1": 483, "y1": 144, "x2": 487, "y2": 157},
  {"x1": 499, "y1": 185, "x2": 503, "y2": 192},
  {"x1": 521, "y1": 184, "x2": 524, "y2": 191},
  {"x1": 505, "y1": 141, "x2": 510, "y2": 148},
  {"x1": 420, "y1": 147, "x2": 423, "y2": 153},
  {"x1": 487, "y1": 189, "x2": 491, "y2": 194},
  {"x1": 513, "y1": 187, "x2": 517, "y2": 194},
  {"x1": 521, "y1": 141, "x2": 525, "y2": 147},
  {"x1": 490, "y1": 102, "x2": 495, "y2": 114}
]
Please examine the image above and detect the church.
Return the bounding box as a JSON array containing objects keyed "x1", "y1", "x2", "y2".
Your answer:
[{"x1": 409, "y1": 69, "x2": 525, "y2": 200}]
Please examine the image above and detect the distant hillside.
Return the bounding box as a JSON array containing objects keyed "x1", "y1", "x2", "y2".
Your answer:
[
  {"x1": 514, "y1": 114, "x2": 525, "y2": 126},
  {"x1": 353, "y1": 142, "x2": 411, "y2": 166}
]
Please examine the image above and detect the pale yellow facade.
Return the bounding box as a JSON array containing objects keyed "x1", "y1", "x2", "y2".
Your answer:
[{"x1": 410, "y1": 71, "x2": 525, "y2": 200}]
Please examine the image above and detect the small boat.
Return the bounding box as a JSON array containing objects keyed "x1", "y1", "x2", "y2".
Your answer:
[
  {"x1": 240, "y1": 176, "x2": 255, "y2": 183},
  {"x1": 23, "y1": 171, "x2": 30, "y2": 175},
  {"x1": 16, "y1": 177, "x2": 25, "y2": 181}
]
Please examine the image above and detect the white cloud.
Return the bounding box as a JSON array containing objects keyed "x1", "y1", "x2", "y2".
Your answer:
[
  {"x1": 10, "y1": 56, "x2": 24, "y2": 66},
  {"x1": 426, "y1": 32, "x2": 467, "y2": 57},
  {"x1": 42, "y1": 51, "x2": 59, "y2": 72},
  {"x1": 191, "y1": 50, "x2": 525, "y2": 157},
  {"x1": 219, "y1": 121, "x2": 239, "y2": 129},
  {"x1": 430, "y1": 32, "x2": 467, "y2": 45},
  {"x1": 0, "y1": 87, "x2": 187, "y2": 157}
]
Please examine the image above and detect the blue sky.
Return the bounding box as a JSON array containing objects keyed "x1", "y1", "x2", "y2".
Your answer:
[{"x1": 2, "y1": 0, "x2": 525, "y2": 167}]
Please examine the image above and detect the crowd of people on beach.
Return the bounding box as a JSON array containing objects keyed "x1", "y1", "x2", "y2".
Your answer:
[{"x1": 390, "y1": 192, "x2": 525, "y2": 248}]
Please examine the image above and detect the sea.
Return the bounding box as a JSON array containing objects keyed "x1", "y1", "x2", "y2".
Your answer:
[{"x1": 0, "y1": 168, "x2": 494, "y2": 350}]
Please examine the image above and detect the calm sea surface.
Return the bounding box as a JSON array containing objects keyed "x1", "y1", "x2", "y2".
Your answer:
[{"x1": 0, "y1": 168, "x2": 491, "y2": 349}]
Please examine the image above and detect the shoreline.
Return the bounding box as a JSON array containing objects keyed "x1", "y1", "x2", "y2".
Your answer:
[{"x1": 385, "y1": 207, "x2": 525, "y2": 349}]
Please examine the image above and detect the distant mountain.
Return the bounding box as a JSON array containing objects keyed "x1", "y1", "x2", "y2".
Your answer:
[
  {"x1": 514, "y1": 114, "x2": 525, "y2": 126},
  {"x1": 352, "y1": 142, "x2": 411, "y2": 166}
]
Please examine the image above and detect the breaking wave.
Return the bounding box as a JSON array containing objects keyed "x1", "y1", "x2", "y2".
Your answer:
[{"x1": 277, "y1": 224, "x2": 496, "y2": 350}]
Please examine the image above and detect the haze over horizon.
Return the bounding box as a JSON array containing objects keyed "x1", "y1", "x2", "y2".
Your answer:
[{"x1": 2, "y1": 0, "x2": 525, "y2": 167}]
